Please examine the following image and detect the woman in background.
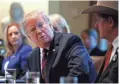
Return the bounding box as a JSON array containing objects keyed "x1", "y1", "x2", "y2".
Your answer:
[{"x1": 2, "y1": 23, "x2": 32, "y2": 78}]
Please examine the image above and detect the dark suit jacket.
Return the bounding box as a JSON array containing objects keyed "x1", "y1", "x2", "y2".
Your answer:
[
  {"x1": 95, "y1": 48, "x2": 118, "y2": 83},
  {"x1": 26, "y1": 33, "x2": 97, "y2": 83}
]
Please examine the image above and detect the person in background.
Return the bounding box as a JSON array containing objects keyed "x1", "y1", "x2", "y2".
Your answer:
[
  {"x1": 49, "y1": 14, "x2": 70, "y2": 33},
  {"x1": 2, "y1": 23, "x2": 32, "y2": 79},
  {"x1": 22, "y1": 10, "x2": 97, "y2": 83},
  {"x1": 82, "y1": 1, "x2": 118, "y2": 83},
  {"x1": 1, "y1": 2, "x2": 25, "y2": 36},
  {"x1": 89, "y1": 28, "x2": 107, "y2": 56},
  {"x1": 80, "y1": 29, "x2": 92, "y2": 53},
  {"x1": 81, "y1": 28, "x2": 107, "y2": 56}
]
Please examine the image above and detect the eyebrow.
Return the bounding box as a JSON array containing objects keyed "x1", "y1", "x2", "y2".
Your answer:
[{"x1": 29, "y1": 25, "x2": 36, "y2": 29}]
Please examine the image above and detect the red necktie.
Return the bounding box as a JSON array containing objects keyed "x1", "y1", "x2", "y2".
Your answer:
[
  {"x1": 42, "y1": 49, "x2": 48, "y2": 71},
  {"x1": 41, "y1": 49, "x2": 48, "y2": 81},
  {"x1": 103, "y1": 45, "x2": 113, "y2": 71}
]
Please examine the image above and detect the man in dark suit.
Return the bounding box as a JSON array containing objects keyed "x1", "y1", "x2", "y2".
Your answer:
[
  {"x1": 22, "y1": 10, "x2": 97, "y2": 83},
  {"x1": 82, "y1": 1, "x2": 118, "y2": 83}
]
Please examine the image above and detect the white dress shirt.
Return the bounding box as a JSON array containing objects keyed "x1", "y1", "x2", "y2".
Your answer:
[
  {"x1": 110, "y1": 36, "x2": 118, "y2": 62},
  {"x1": 40, "y1": 48, "x2": 43, "y2": 71}
]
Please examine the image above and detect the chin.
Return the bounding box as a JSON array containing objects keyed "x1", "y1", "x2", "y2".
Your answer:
[
  {"x1": 100, "y1": 33, "x2": 104, "y2": 38},
  {"x1": 12, "y1": 42, "x2": 20, "y2": 46},
  {"x1": 100, "y1": 35, "x2": 107, "y2": 39},
  {"x1": 12, "y1": 43, "x2": 17, "y2": 45}
]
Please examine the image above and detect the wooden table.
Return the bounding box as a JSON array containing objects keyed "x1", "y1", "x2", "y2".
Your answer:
[{"x1": 91, "y1": 56, "x2": 105, "y2": 73}]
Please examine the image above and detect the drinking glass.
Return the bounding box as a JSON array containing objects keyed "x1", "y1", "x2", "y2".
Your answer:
[
  {"x1": 60, "y1": 76, "x2": 78, "y2": 83},
  {"x1": 26, "y1": 72, "x2": 40, "y2": 84},
  {"x1": 5, "y1": 69, "x2": 16, "y2": 84}
]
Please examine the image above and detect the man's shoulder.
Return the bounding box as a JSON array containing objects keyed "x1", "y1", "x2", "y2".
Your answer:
[
  {"x1": 56, "y1": 33, "x2": 81, "y2": 41},
  {"x1": 28, "y1": 47, "x2": 40, "y2": 56},
  {"x1": 55, "y1": 33, "x2": 82, "y2": 48},
  {"x1": 27, "y1": 47, "x2": 40, "y2": 60}
]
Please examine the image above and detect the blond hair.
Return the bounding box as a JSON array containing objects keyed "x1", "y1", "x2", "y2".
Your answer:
[{"x1": 4, "y1": 23, "x2": 27, "y2": 57}]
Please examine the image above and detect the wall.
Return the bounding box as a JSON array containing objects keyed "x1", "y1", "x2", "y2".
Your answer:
[
  {"x1": 0, "y1": 0, "x2": 48, "y2": 47},
  {"x1": 49, "y1": 1, "x2": 90, "y2": 36},
  {"x1": 0, "y1": 0, "x2": 48, "y2": 38}
]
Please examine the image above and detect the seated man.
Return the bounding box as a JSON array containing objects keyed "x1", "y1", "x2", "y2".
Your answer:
[
  {"x1": 82, "y1": 1, "x2": 118, "y2": 83},
  {"x1": 23, "y1": 10, "x2": 97, "y2": 83}
]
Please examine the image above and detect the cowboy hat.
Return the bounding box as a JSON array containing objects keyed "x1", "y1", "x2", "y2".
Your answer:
[{"x1": 81, "y1": 1, "x2": 118, "y2": 15}]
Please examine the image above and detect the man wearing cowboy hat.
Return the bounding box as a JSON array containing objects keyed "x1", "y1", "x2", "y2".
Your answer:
[{"x1": 82, "y1": 1, "x2": 118, "y2": 83}]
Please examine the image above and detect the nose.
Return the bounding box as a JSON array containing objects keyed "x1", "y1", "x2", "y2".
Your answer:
[
  {"x1": 95, "y1": 22, "x2": 99, "y2": 29},
  {"x1": 11, "y1": 33, "x2": 16, "y2": 38},
  {"x1": 36, "y1": 27, "x2": 42, "y2": 34}
]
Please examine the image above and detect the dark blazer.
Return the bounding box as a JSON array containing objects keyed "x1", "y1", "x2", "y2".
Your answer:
[
  {"x1": 26, "y1": 33, "x2": 97, "y2": 83},
  {"x1": 2, "y1": 44, "x2": 32, "y2": 78},
  {"x1": 95, "y1": 48, "x2": 118, "y2": 83}
]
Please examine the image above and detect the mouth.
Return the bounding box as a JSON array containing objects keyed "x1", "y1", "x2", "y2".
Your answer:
[
  {"x1": 40, "y1": 36, "x2": 45, "y2": 39},
  {"x1": 12, "y1": 40, "x2": 17, "y2": 42},
  {"x1": 11, "y1": 40, "x2": 18, "y2": 44}
]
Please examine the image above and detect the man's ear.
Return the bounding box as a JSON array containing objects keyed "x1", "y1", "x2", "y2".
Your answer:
[{"x1": 108, "y1": 17, "x2": 114, "y2": 27}]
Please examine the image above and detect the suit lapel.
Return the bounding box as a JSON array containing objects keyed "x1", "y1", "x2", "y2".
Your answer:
[
  {"x1": 95, "y1": 58, "x2": 105, "y2": 82},
  {"x1": 35, "y1": 47, "x2": 41, "y2": 71},
  {"x1": 97, "y1": 48, "x2": 118, "y2": 82},
  {"x1": 43, "y1": 32, "x2": 61, "y2": 82}
]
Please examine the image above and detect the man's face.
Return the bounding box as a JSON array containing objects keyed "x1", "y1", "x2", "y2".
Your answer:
[
  {"x1": 25, "y1": 15, "x2": 54, "y2": 48},
  {"x1": 95, "y1": 14, "x2": 111, "y2": 39}
]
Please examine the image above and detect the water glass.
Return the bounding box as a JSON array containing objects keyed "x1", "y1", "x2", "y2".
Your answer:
[
  {"x1": 60, "y1": 76, "x2": 78, "y2": 83},
  {"x1": 5, "y1": 69, "x2": 16, "y2": 84},
  {"x1": 26, "y1": 72, "x2": 40, "y2": 84}
]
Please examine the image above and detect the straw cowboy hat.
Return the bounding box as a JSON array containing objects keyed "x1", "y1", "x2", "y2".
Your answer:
[{"x1": 82, "y1": 1, "x2": 118, "y2": 15}]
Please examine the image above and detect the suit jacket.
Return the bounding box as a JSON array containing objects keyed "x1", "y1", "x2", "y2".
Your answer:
[
  {"x1": 2, "y1": 44, "x2": 32, "y2": 78},
  {"x1": 95, "y1": 48, "x2": 118, "y2": 83},
  {"x1": 26, "y1": 32, "x2": 97, "y2": 83}
]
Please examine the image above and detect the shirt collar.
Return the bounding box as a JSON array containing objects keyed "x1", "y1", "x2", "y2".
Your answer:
[{"x1": 112, "y1": 36, "x2": 118, "y2": 49}]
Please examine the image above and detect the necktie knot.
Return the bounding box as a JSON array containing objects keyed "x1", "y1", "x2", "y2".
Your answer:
[
  {"x1": 43, "y1": 49, "x2": 48, "y2": 59},
  {"x1": 43, "y1": 49, "x2": 48, "y2": 55}
]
